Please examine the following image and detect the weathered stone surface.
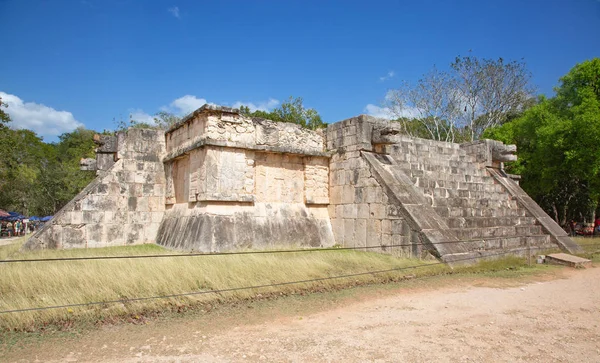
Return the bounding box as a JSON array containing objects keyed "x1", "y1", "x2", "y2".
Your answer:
[
  {"x1": 27, "y1": 103, "x2": 574, "y2": 265},
  {"x1": 24, "y1": 128, "x2": 166, "y2": 250},
  {"x1": 156, "y1": 203, "x2": 334, "y2": 251}
]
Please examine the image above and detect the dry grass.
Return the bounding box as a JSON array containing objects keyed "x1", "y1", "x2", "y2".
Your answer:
[
  {"x1": 0, "y1": 239, "x2": 444, "y2": 332},
  {"x1": 0, "y1": 237, "x2": 556, "y2": 333},
  {"x1": 573, "y1": 236, "x2": 600, "y2": 262}
]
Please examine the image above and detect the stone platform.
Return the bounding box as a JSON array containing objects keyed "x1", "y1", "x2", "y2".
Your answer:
[
  {"x1": 24, "y1": 104, "x2": 582, "y2": 264},
  {"x1": 545, "y1": 253, "x2": 592, "y2": 268}
]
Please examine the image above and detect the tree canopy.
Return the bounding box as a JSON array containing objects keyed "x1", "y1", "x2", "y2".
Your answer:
[
  {"x1": 0, "y1": 96, "x2": 10, "y2": 125},
  {"x1": 484, "y1": 58, "x2": 600, "y2": 224},
  {"x1": 0, "y1": 125, "x2": 97, "y2": 216},
  {"x1": 388, "y1": 55, "x2": 535, "y2": 142},
  {"x1": 240, "y1": 96, "x2": 325, "y2": 130}
]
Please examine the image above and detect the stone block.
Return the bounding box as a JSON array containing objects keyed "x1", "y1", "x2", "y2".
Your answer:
[
  {"x1": 331, "y1": 218, "x2": 344, "y2": 244},
  {"x1": 344, "y1": 219, "x2": 355, "y2": 246},
  {"x1": 370, "y1": 203, "x2": 386, "y2": 219},
  {"x1": 62, "y1": 225, "x2": 86, "y2": 247},
  {"x1": 128, "y1": 197, "x2": 138, "y2": 211},
  {"x1": 71, "y1": 211, "x2": 83, "y2": 224},
  {"x1": 341, "y1": 185, "x2": 355, "y2": 204},
  {"x1": 366, "y1": 219, "x2": 382, "y2": 247},
  {"x1": 357, "y1": 204, "x2": 370, "y2": 219},
  {"x1": 381, "y1": 233, "x2": 391, "y2": 248},
  {"x1": 328, "y1": 204, "x2": 336, "y2": 218},
  {"x1": 86, "y1": 224, "x2": 105, "y2": 246},
  {"x1": 82, "y1": 211, "x2": 104, "y2": 224},
  {"x1": 382, "y1": 219, "x2": 391, "y2": 235},
  {"x1": 342, "y1": 204, "x2": 357, "y2": 219},
  {"x1": 364, "y1": 187, "x2": 382, "y2": 203},
  {"x1": 335, "y1": 205, "x2": 344, "y2": 219},
  {"x1": 355, "y1": 219, "x2": 367, "y2": 248},
  {"x1": 391, "y1": 219, "x2": 404, "y2": 235}
]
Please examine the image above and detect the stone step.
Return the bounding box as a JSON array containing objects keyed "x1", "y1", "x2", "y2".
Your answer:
[
  {"x1": 434, "y1": 206, "x2": 528, "y2": 218},
  {"x1": 446, "y1": 234, "x2": 552, "y2": 251},
  {"x1": 545, "y1": 253, "x2": 592, "y2": 268},
  {"x1": 406, "y1": 166, "x2": 489, "y2": 179},
  {"x1": 450, "y1": 225, "x2": 544, "y2": 240},
  {"x1": 410, "y1": 178, "x2": 505, "y2": 193},
  {"x1": 427, "y1": 188, "x2": 513, "y2": 201},
  {"x1": 411, "y1": 176, "x2": 496, "y2": 189},
  {"x1": 409, "y1": 172, "x2": 492, "y2": 184},
  {"x1": 428, "y1": 196, "x2": 518, "y2": 210},
  {"x1": 446, "y1": 216, "x2": 538, "y2": 229},
  {"x1": 401, "y1": 156, "x2": 481, "y2": 169}
]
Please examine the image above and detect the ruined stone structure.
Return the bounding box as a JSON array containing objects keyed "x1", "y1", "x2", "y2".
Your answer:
[
  {"x1": 25, "y1": 129, "x2": 166, "y2": 248},
  {"x1": 25, "y1": 105, "x2": 581, "y2": 262}
]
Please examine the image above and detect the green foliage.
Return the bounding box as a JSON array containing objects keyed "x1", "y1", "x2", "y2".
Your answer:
[
  {"x1": 484, "y1": 58, "x2": 600, "y2": 224},
  {"x1": 153, "y1": 111, "x2": 181, "y2": 130},
  {"x1": 0, "y1": 126, "x2": 97, "y2": 216},
  {"x1": 0, "y1": 96, "x2": 10, "y2": 125},
  {"x1": 115, "y1": 111, "x2": 181, "y2": 132},
  {"x1": 240, "y1": 96, "x2": 325, "y2": 130}
]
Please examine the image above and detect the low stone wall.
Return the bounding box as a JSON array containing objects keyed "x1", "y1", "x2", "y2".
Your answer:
[{"x1": 24, "y1": 129, "x2": 166, "y2": 249}]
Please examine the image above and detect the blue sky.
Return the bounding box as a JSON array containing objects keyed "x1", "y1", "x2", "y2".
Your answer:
[{"x1": 1, "y1": 0, "x2": 598, "y2": 141}]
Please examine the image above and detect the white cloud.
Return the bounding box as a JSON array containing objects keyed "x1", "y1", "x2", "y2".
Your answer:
[
  {"x1": 128, "y1": 109, "x2": 156, "y2": 125},
  {"x1": 364, "y1": 104, "x2": 395, "y2": 119},
  {"x1": 232, "y1": 98, "x2": 279, "y2": 112},
  {"x1": 364, "y1": 102, "x2": 420, "y2": 120},
  {"x1": 379, "y1": 71, "x2": 395, "y2": 82},
  {"x1": 168, "y1": 6, "x2": 180, "y2": 18},
  {"x1": 162, "y1": 95, "x2": 210, "y2": 115},
  {"x1": 0, "y1": 91, "x2": 84, "y2": 139}
]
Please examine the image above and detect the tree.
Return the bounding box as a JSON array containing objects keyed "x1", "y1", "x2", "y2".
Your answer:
[
  {"x1": 452, "y1": 56, "x2": 535, "y2": 141},
  {"x1": 153, "y1": 111, "x2": 181, "y2": 130},
  {"x1": 386, "y1": 67, "x2": 461, "y2": 142},
  {"x1": 484, "y1": 58, "x2": 600, "y2": 225},
  {"x1": 0, "y1": 125, "x2": 99, "y2": 216},
  {"x1": 0, "y1": 96, "x2": 10, "y2": 125},
  {"x1": 387, "y1": 55, "x2": 535, "y2": 141},
  {"x1": 114, "y1": 111, "x2": 181, "y2": 132},
  {"x1": 240, "y1": 97, "x2": 325, "y2": 130}
]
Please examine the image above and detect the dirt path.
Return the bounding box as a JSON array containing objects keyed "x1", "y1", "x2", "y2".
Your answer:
[{"x1": 4, "y1": 267, "x2": 600, "y2": 362}]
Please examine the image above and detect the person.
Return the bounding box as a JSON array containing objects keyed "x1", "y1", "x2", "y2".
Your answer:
[
  {"x1": 595, "y1": 216, "x2": 600, "y2": 235},
  {"x1": 569, "y1": 220, "x2": 577, "y2": 237},
  {"x1": 14, "y1": 220, "x2": 20, "y2": 237},
  {"x1": 6, "y1": 221, "x2": 12, "y2": 237}
]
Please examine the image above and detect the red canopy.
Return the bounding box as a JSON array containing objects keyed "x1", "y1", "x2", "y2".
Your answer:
[{"x1": 0, "y1": 209, "x2": 9, "y2": 217}]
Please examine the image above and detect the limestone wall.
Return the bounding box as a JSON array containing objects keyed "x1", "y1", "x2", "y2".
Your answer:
[
  {"x1": 24, "y1": 129, "x2": 166, "y2": 249},
  {"x1": 157, "y1": 105, "x2": 334, "y2": 251},
  {"x1": 326, "y1": 116, "x2": 412, "y2": 254},
  {"x1": 165, "y1": 105, "x2": 325, "y2": 160}
]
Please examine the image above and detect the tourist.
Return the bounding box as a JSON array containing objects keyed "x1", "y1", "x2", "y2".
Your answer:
[
  {"x1": 595, "y1": 216, "x2": 600, "y2": 236},
  {"x1": 14, "y1": 220, "x2": 20, "y2": 237},
  {"x1": 6, "y1": 221, "x2": 12, "y2": 237},
  {"x1": 569, "y1": 220, "x2": 577, "y2": 237}
]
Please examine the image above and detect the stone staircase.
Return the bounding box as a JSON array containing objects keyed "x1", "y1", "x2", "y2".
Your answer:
[{"x1": 384, "y1": 139, "x2": 556, "y2": 258}]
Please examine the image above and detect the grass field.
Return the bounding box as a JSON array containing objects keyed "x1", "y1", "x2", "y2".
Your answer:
[{"x1": 0, "y1": 236, "x2": 594, "y2": 333}]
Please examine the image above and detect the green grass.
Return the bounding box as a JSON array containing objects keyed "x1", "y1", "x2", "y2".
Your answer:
[
  {"x1": 573, "y1": 237, "x2": 600, "y2": 262},
  {"x1": 0, "y1": 239, "x2": 561, "y2": 333}
]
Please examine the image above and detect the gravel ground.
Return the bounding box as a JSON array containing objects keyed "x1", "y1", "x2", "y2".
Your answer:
[{"x1": 4, "y1": 266, "x2": 600, "y2": 362}]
